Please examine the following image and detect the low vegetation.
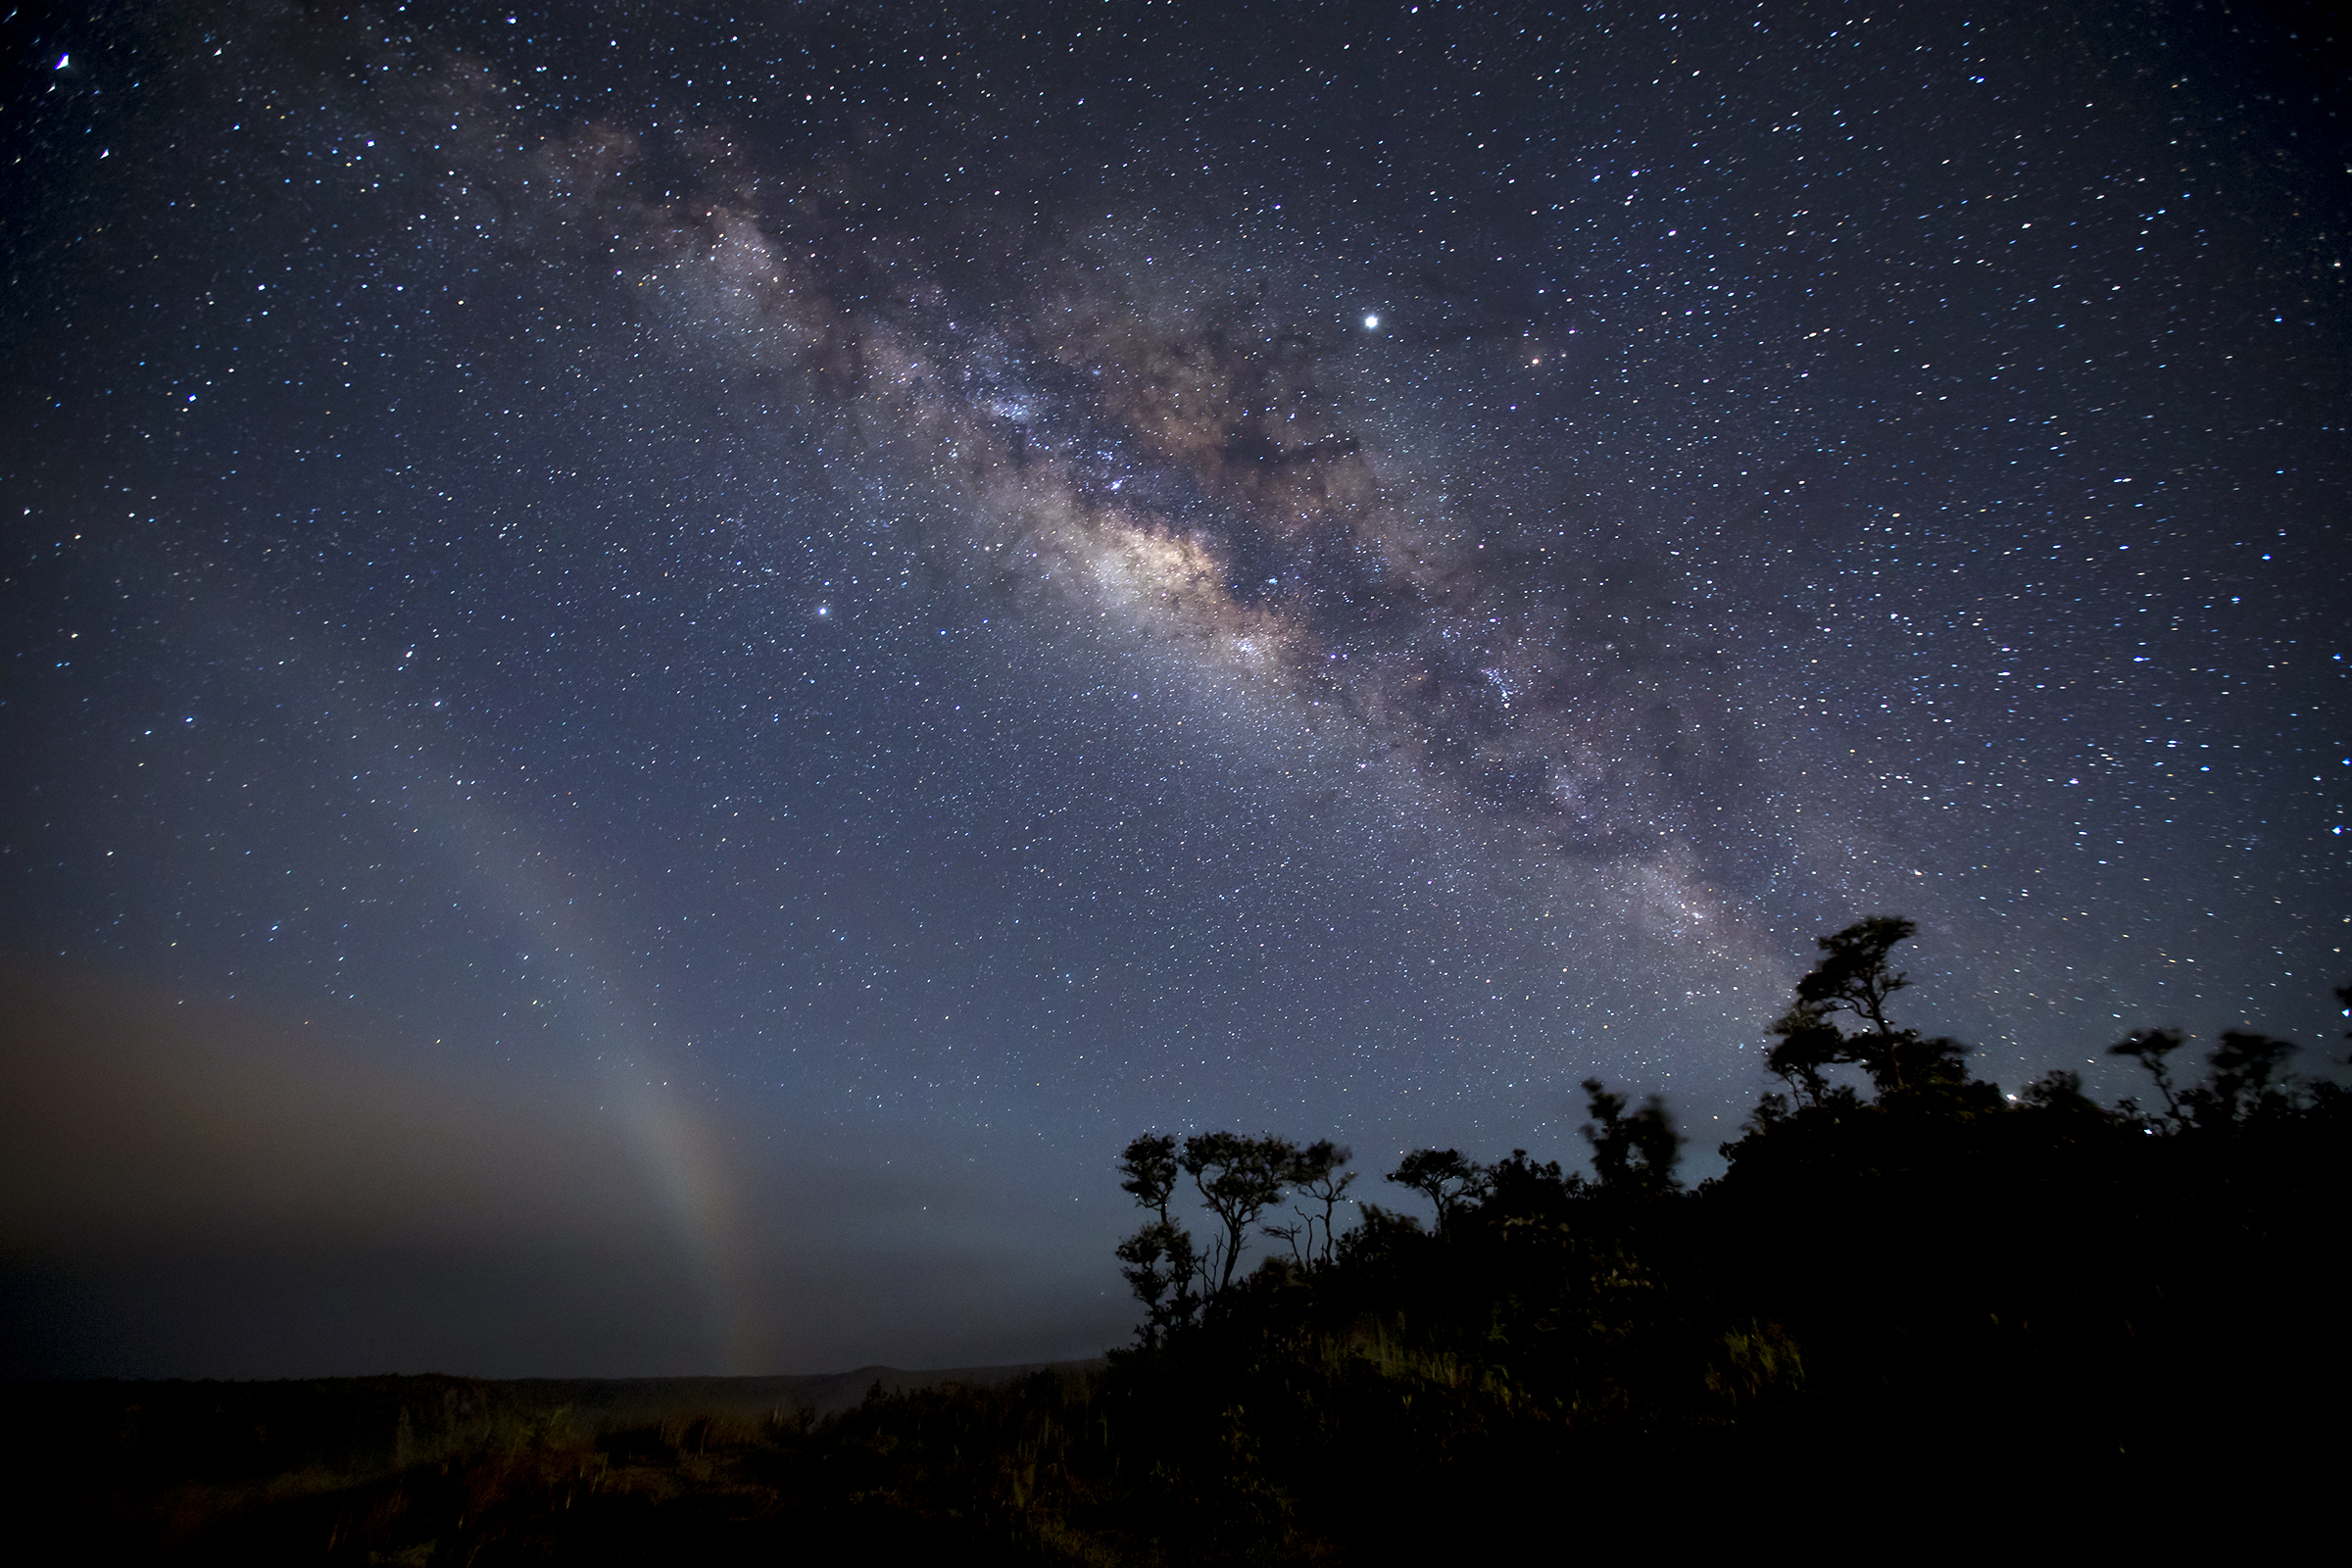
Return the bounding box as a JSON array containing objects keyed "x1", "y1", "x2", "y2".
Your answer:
[{"x1": 23, "y1": 918, "x2": 2347, "y2": 1560}]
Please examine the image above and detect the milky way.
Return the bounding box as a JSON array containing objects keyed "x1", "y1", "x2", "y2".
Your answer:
[{"x1": 3, "y1": 1, "x2": 2345, "y2": 1376}]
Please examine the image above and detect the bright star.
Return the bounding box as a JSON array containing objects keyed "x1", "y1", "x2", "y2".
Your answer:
[{"x1": 1363, "y1": 314, "x2": 1379, "y2": 329}]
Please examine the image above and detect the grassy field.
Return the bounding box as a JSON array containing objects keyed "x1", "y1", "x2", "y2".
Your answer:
[{"x1": 8, "y1": 1364, "x2": 1108, "y2": 1563}]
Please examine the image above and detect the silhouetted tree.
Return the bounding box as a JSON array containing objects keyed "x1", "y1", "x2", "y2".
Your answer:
[
  {"x1": 1763, "y1": 1011, "x2": 1840, "y2": 1105},
  {"x1": 1265, "y1": 1139, "x2": 1355, "y2": 1267},
  {"x1": 1386, "y1": 1148, "x2": 1490, "y2": 1237},
  {"x1": 1119, "y1": 1133, "x2": 1181, "y2": 1220},
  {"x1": 1115, "y1": 1133, "x2": 1200, "y2": 1345},
  {"x1": 1182, "y1": 1132, "x2": 1299, "y2": 1298},
  {"x1": 2018, "y1": 1068, "x2": 2109, "y2": 1124},
  {"x1": 1767, "y1": 915, "x2": 1970, "y2": 1099},
  {"x1": 1333, "y1": 1200, "x2": 1425, "y2": 1265},
  {"x1": 2109, "y1": 1027, "x2": 2187, "y2": 1124},
  {"x1": 1579, "y1": 1079, "x2": 1683, "y2": 1196},
  {"x1": 2190, "y1": 1031, "x2": 2300, "y2": 1125},
  {"x1": 1475, "y1": 1149, "x2": 1583, "y2": 1233}
]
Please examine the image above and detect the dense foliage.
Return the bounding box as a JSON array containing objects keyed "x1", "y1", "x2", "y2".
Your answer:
[{"x1": 1081, "y1": 916, "x2": 2351, "y2": 1553}]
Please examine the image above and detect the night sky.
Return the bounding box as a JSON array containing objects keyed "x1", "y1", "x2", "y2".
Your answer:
[{"x1": 4, "y1": 0, "x2": 2346, "y2": 1379}]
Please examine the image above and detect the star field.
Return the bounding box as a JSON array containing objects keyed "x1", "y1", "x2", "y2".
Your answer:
[{"x1": 2, "y1": 0, "x2": 2346, "y2": 1375}]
